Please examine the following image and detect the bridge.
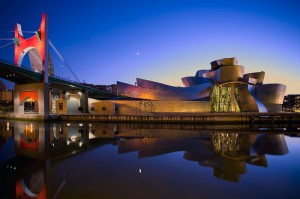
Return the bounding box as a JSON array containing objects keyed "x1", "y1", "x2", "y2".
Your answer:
[
  {"x1": 0, "y1": 13, "x2": 115, "y2": 117},
  {"x1": 0, "y1": 60, "x2": 115, "y2": 97}
]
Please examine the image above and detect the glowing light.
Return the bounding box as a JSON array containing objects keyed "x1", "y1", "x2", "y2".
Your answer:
[
  {"x1": 89, "y1": 132, "x2": 96, "y2": 139},
  {"x1": 79, "y1": 123, "x2": 83, "y2": 127},
  {"x1": 67, "y1": 123, "x2": 71, "y2": 126},
  {"x1": 70, "y1": 135, "x2": 77, "y2": 141},
  {"x1": 25, "y1": 98, "x2": 35, "y2": 102},
  {"x1": 139, "y1": 169, "x2": 142, "y2": 173}
]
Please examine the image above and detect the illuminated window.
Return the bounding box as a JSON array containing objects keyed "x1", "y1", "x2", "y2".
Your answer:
[{"x1": 24, "y1": 98, "x2": 39, "y2": 113}]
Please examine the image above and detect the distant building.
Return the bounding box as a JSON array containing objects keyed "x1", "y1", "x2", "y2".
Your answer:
[
  {"x1": 0, "y1": 90, "x2": 13, "y2": 102},
  {"x1": 0, "y1": 80, "x2": 13, "y2": 110},
  {"x1": 0, "y1": 79, "x2": 6, "y2": 91},
  {"x1": 282, "y1": 95, "x2": 300, "y2": 112},
  {"x1": 0, "y1": 90, "x2": 13, "y2": 112}
]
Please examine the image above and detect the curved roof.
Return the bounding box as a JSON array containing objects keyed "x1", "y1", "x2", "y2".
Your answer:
[
  {"x1": 210, "y1": 57, "x2": 238, "y2": 71},
  {"x1": 117, "y1": 81, "x2": 213, "y2": 101},
  {"x1": 181, "y1": 76, "x2": 212, "y2": 87},
  {"x1": 243, "y1": 71, "x2": 265, "y2": 85}
]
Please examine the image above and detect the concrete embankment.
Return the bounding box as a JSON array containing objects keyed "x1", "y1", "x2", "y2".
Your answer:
[
  {"x1": 1, "y1": 112, "x2": 300, "y2": 125},
  {"x1": 58, "y1": 112, "x2": 300, "y2": 125}
]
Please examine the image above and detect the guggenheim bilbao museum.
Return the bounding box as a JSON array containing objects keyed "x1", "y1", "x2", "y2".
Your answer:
[{"x1": 112, "y1": 57, "x2": 286, "y2": 114}]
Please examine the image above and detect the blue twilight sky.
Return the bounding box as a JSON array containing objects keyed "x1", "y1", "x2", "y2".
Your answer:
[{"x1": 0, "y1": 0, "x2": 300, "y2": 94}]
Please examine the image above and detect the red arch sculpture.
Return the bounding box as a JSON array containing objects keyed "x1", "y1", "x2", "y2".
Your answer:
[{"x1": 14, "y1": 13, "x2": 48, "y2": 83}]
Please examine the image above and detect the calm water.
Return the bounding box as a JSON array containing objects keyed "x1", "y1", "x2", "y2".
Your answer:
[{"x1": 1, "y1": 120, "x2": 300, "y2": 199}]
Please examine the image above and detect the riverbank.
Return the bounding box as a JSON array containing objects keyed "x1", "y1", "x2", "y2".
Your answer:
[{"x1": 1, "y1": 112, "x2": 300, "y2": 125}]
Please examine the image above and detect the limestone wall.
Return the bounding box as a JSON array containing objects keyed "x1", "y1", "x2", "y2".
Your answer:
[{"x1": 88, "y1": 99, "x2": 210, "y2": 115}]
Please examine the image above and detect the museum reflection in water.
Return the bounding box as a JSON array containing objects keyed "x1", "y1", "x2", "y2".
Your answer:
[{"x1": 0, "y1": 120, "x2": 293, "y2": 198}]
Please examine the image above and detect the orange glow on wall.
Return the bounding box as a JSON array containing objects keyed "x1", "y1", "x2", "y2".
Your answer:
[{"x1": 20, "y1": 91, "x2": 38, "y2": 103}]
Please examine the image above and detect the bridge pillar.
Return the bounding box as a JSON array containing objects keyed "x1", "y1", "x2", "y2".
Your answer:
[
  {"x1": 14, "y1": 13, "x2": 49, "y2": 118},
  {"x1": 14, "y1": 83, "x2": 49, "y2": 116},
  {"x1": 80, "y1": 90, "x2": 89, "y2": 113}
]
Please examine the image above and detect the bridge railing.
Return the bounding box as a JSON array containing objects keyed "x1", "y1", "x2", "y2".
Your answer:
[
  {"x1": 0, "y1": 59, "x2": 81, "y2": 83},
  {"x1": 52, "y1": 74, "x2": 80, "y2": 83}
]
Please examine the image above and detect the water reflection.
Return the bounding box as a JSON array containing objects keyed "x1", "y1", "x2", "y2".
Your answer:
[
  {"x1": 0, "y1": 121, "x2": 298, "y2": 198},
  {"x1": 117, "y1": 133, "x2": 289, "y2": 182}
]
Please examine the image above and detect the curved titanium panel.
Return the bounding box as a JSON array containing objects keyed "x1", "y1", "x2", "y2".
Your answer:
[
  {"x1": 237, "y1": 86, "x2": 259, "y2": 112},
  {"x1": 243, "y1": 72, "x2": 265, "y2": 85},
  {"x1": 255, "y1": 84, "x2": 286, "y2": 112},
  {"x1": 219, "y1": 65, "x2": 244, "y2": 83},
  {"x1": 181, "y1": 76, "x2": 212, "y2": 87},
  {"x1": 195, "y1": 70, "x2": 210, "y2": 77},
  {"x1": 117, "y1": 81, "x2": 213, "y2": 101},
  {"x1": 256, "y1": 84, "x2": 286, "y2": 104},
  {"x1": 210, "y1": 57, "x2": 238, "y2": 71},
  {"x1": 136, "y1": 78, "x2": 176, "y2": 91},
  {"x1": 248, "y1": 85, "x2": 267, "y2": 112},
  {"x1": 202, "y1": 68, "x2": 221, "y2": 82},
  {"x1": 237, "y1": 84, "x2": 267, "y2": 112}
]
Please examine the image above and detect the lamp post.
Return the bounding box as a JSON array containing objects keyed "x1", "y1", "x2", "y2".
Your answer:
[{"x1": 61, "y1": 65, "x2": 64, "y2": 78}]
